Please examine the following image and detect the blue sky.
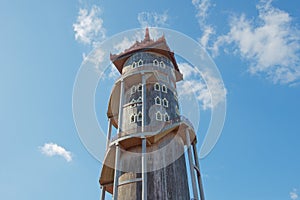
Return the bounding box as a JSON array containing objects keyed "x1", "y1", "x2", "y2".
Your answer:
[{"x1": 1, "y1": 0, "x2": 300, "y2": 199}]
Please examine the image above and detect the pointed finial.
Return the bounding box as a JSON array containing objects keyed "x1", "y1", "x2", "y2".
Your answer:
[{"x1": 145, "y1": 27, "x2": 150, "y2": 41}]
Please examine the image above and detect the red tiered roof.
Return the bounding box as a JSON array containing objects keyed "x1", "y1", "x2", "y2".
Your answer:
[{"x1": 110, "y1": 28, "x2": 181, "y2": 75}]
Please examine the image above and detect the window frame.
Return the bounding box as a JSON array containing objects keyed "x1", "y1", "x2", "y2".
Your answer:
[
  {"x1": 162, "y1": 84, "x2": 167, "y2": 93},
  {"x1": 154, "y1": 83, "x2": 160, "y2": 91},
  {"x1": 164, "y1": 113, "x2": 169, "y2": 121},
  {"x1": 131, "y1": 85, "x2": 136, "y2": 94},
  {"x1": 138, "y1": 59, "x2": 143, "y2": 67},
  {"x1": 160, "y1": 61, "x2": 165, "y2": 68},
  {"x1": 155, "y1": 96, "x2": 161, "y2": 105},
  {"x1": 132, "y1": 62, "x2": 137, "y2": 69},
  {"x1": 138, "y1": 83, "x2": 143, "y2": 92},
  {"x1": 153, "y1": 59, "x2": 159, "y2": 66},
  {"x1": 131, "y1": 99, "x2": 136, "y2": 107},
  {"x1": 137, "y1": 111, "x2": 142, "y2": 122},
  {"x1": 162, "y1": 98, "x2": 168, "y2": 107},
  {"x1": 156, "y1": 111, "x2": 162, "y2": 121},
  {"x1": 130, "y1": 114, "x2": 136, "y2": 123}
]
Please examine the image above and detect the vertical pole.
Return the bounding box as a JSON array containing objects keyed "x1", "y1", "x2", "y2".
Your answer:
[
  {"x1": 106, "y1": 118, "x2": 112, "y2": 151},
  {"x1": 113, "y1": 143, "x2": 121, "y2": 200},
  {"x1": 100, "y1": 187, "x2": 106, "y2": 200},
  {"x1": 142, "y1": 137, "x2": 147, "y2": 200},
  {"x1": 117, "y1": 79, "x2": 124, "y2": 134},
  {"x1": 113, "y1": 79, "x2": 124, "y2": 200},
  {"x1": 192, "y1": 142, "x2": 205, "y2": 200},
  {"x1": 141, "y1": 74, "x2": 146, "y2": 132},
  {"x1": 185, "y1": 129, "x2": 198, "y2": 199}
]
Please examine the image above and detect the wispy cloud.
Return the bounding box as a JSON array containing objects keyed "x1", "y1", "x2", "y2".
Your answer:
[
  {"x1": 192, "y1": 0, "x2": 215, "y2": 49},
  {"x1": 290, "y1": 188, "x2": 299, "y2": 200},
  {"x1": 73, "y1": 5, "x2": 105, "y2": 46},
  {"x1": 192, "y1": 0, "x2": 211, "y2": 25},
  {"x1": 138, "y1": 11, "x2": 169, "y2": 28},
  {"x1": 213, "y1": 0, "x2": 300, "y2": 85},
  {"x1": 39, "y1": 143, "x2": 72, "y2": 162},
  {"x1": 83, "y1": 48, "x2": 105, "y2": 68},
  {"x1": 178, "y1": 63, "x2": 226, "y2": 110}
]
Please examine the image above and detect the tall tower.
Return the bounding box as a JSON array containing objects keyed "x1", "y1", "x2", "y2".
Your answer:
[{"x1": 99, "y1": 28, "x2": 205, "y2": 200}]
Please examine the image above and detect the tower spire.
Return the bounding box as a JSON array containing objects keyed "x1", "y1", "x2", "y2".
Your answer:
[{"x1": 144, "y1": 27, "x2": 150, "y2": 41}]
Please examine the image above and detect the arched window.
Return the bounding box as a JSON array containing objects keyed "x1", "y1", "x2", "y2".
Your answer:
[
  {"x1": 155, "y1": 96, "x2": 161, "y2": 105},
  {"x1": 153, "y1": 59, "x2": 159, "y2": 66},
  {"x1": 154, "y1": 83, "x2": 160, "y2": 91},
  {"x1": 162, "y1": 98, "x2": 168, "y2": 107},
  {"x1": 160, "y1": 61, "x2": 165, "y2": 68},
  {"x1": 132, "y1": 62, "x2": 137, "y2": 68},
  {"x1": 131, "y1": 99, "x2": 136, "y2": 107},
  {"x1": 130, "y1": 114, "x2": 136, "y2": 123},
  {"x1": 138, "y1": 83, "x2": 143, "y2": 92},
  {"x1": 162, "y1": 84, "x2": 167, "y2": 93},
  {"x1": 131, "y1": 85, "x2": 136, "y2": 94},
  {"x1": 156, "y1": 111, "x2": 162, "y2": 121},
  {"x1": 137, "y1": 112, "x2": 142, "y2": 122},
  {"x1": 164, "y1": 113, "x2": 169, "y2": 121},
  {"x1": 138, "y1": 59, "x2": 143, "y2": 67},
  {"x1": 137, "y1": 96, "x2": 142, "y2": 102}
]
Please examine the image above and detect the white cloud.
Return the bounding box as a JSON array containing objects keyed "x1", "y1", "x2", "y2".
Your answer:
[
  {"x1": 290, "y1": 189, "x2": 299, "y2": 200},
  {"x1": 39, "y1": 143, "x2": 72, "y2": 162},
  {"x1": 113, "y1": 37, "x2": 136, "y2": 53},
  {"x1": 138, "y1": 11, "x2": 168, "y2": 28},
  {"x1": 83, "y1": 47, "x2": 105, "y2": 68},
  {"x1": 82, "y1": 48, "x2": 119, "y2": 80},
  {"x1": 178, "y1": 63, "x2": 226, "y2": 110},
  {"x1": 192, "y1": 0, "x2": 216, "y2": 49},
  {"x1": 200, "y1": 25, "x2": 215, "y2": 48},
  {"x1": 73, "y1": 5, "x2": 105, "y2": 45},
  {"x1": 213, "y1": 0, "x2": 300, "y2": 85},
  {"x1": 192, "y1": 0, "x2": 211, "y2": 25}
]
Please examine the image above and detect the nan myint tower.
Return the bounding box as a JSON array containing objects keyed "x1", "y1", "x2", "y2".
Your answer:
[{"x1": 99, "y1": 28, "x2": 205, "y2": 200}]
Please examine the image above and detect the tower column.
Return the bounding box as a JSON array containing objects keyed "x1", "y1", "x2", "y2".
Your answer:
[
  {"x1": 185, "y1": 129, "x2": 198, "y2": 199},
  {"x1": 192, "y1": 142, "x2": 205, "y2": 200},
  {"x1": 106, "y1": 118, "x2": 112, "y2": 150},
  {"x1": 101, "y1": 187, "x2": 106, "y2": 200},
  {"x1": 113, "y1": 79, "x2": 125, "y2": 200},
  {"x1": 113, "y1": 143, "x2": 121, "y2": 200},
  {"x1": 141, "y1": 73, "x2": 148, "y2": 200},
  {"x1": 141, "y1": 137, "x2": 147, "y2": 200},
  {"x1": 141, "y1": 73, "x2": 146, "y2": 132}
]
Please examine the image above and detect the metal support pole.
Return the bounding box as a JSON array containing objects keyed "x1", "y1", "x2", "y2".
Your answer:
[
  {"x1": 142, "y1": 137, "x2": 147, "y2": 200},
  {"x1": 113, "y1": 143, "x2": 121, "y2": 200},
  {"x1": 185, "y1": 129, "x2": 198, "y2": 199},
  {"x1": 106, "y1": 118, "x2": 112, "y2": 150},
  {"x1": 192, "y1": 142, "x2": 205, "y2": 200},
  {"x1": 141, "y1": 74, "x2": 146, "y2": 132},
  {"x1": 100, "y1": 187, "x2": 106, "y2": 200}
]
